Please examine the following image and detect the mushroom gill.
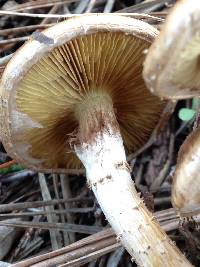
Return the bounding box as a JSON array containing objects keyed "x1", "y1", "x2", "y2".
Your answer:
[{"x1": 16, "y1": 32, "x2": 164, "y2": 170}]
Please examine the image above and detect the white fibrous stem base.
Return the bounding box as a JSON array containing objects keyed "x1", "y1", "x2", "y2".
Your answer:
[{"x1": 75, "y1": 126, "x2": 191, "y2": 267}]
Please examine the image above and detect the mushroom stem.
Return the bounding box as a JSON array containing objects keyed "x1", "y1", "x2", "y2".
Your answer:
[{"x1": 74, "y1": 91, "x2": 191, "y2": 267}]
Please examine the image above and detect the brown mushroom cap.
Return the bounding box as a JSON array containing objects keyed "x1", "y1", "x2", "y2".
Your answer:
[
  {"x1": 0, "y1": 14, "x2": 166, "y2": 173},
  {"x1": 172, "y1": 128, "x2": 200, "y2": 214},
  {"x1": 143, "y1": 0, "x2": 200, "y2": 100}
]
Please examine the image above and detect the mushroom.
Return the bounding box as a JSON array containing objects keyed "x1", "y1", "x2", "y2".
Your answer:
[
  {"x1": 143, "y1": 0, "x2": 200, "y2": 100},
  {"x1": 143, "y1": 0, "x2": 200, "y2": 215},
  {"x1": 171, "y1": 127, "x2": 200, "y2": 215},
  {"x1": 0, "y1": 14, "x2": 191, "y2": 266}
]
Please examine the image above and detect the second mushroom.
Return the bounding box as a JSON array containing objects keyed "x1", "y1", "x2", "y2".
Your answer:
[{"x1": 143, "y1": 0, "x2": 200, "y2": 216}]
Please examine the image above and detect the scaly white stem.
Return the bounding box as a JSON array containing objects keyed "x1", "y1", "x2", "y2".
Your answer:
[
  {"x1": 75, "y1": 127, "x2": 191, "y2": 267},
  {"x1": 74, "y1": 91, "x2": 191, "y2": 266}
]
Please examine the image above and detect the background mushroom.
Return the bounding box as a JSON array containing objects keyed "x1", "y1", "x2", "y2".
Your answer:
[
  {"x1": 0, "y1": 14, "x2": 191, "y2": 266},
  {"x1": 143, "y1": 0, "x2": 200, "y2": 215},
  {"x1": 143, "y1": 0, "x2": 200, "y2": 100},
  {"x1": 172, "y1": 127, "x2": 200, "y2": 215}
]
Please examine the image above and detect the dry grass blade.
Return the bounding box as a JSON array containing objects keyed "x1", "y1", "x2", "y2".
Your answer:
[
  {"x1": 0, "y1": 37, "x2": 29, "y2": 45},
  {"x1": 85, "y1": 0, "x2": 97, "y2": 13},
  {"x1": 0, "y1": 221, "x2": 103, "y2": 235},
  {"x1": 0, "y1": 198, "x2": 92, "y2": 213},
  {"x1": 0, "y1": 207, "x2": 94, "y2": 219},
  {"x1": 40, "y1": 4, "x2": 63, "y2": 25},
  {"x1": 0, "y1": 54, "x2": 13, "y2": 66},
  {"x1": 16, "y1": 237, "x2": 44, "y2": 262},
  {"x1": 74, "y1": 0, "x2": 90, "y2": 14},
  {"x1": 104, "y1": 0, "x2": 115, "y2": 13},
  {"x1": 52, "y1": 174, "x2": 70, "y2": 246},
  {"x1": 12, "y1": 229, "x2": 115, "y2": 267},
  {"x1": 60, "y1": 174, "x2": 75, "y2": 243},
  {"x1": 39, "y1": 173, "x2": 62, "y2": 249},
  {"x1": 0, "y1": 219, "x2": 23, "y2": 260},
  {"x1": 5, "y1": 0, "x2": 78, "y2": 12},
  {"x1": 150, "y1": 133, "x2": 175, "y2": 192},
  {"x1": 10, "y1": 208, "x2": 200, "y2": 267},
  {"x1": 58, "y1": 244, "x2": 120, "y2": 267},
  {"x1": 0, "y1": 11, "x2": 164, "y2": 22},
  {"x1": 0, "y1": 12, "x2": 163, "y2": 49},
  {"x1": 0, "y1": 170, "x2": 36, "y2": 183},
  {"x1": 117, "y1": 0, "x2": 174, "y2": 13},
  {"x1": 106, "y1": 247, "x2": 125, "y2": 267},
  {"x1": 0, "y1": 24, "x2": 53, "y2": 36},
  {"x1": 155, "y1": 208, "x2": 178, "y2": 222},
  {"x1": 150, "y1": 11, "x2": 168, "y2": 18}
]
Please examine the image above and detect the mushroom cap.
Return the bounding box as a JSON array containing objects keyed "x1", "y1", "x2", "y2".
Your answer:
[
  {"x1": 0, "y1": 14, "x2": 166, "y2": 173},
  {"x1": 143, "y1": 0, "x2": 200, "y2": 100},
  {"x1": 172, "y1": 128, "x2": 200, "y2": 214}
]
